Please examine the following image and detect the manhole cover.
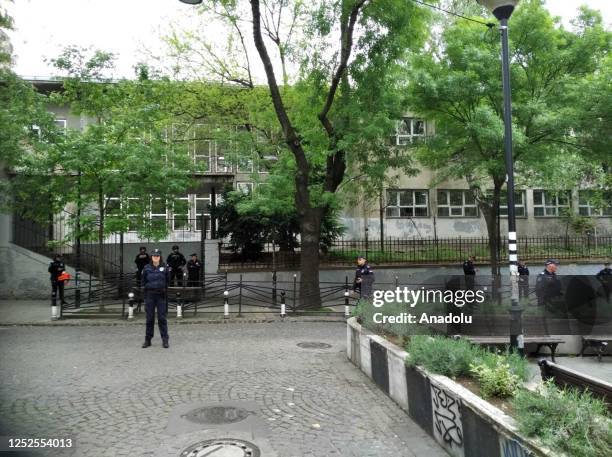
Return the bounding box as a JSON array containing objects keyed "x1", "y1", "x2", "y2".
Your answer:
[
  {"x1": 180, "y1": 438, "x2": 260, "y2": 457},
  {"x1": 181, "y1": 406, "x2": 250, "y2": 425},
  {"x1": 297, "y1": 342, "x2": 332, "y2": 349}
]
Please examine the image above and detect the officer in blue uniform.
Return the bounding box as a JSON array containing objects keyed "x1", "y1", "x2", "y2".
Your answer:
[
  {"x1": 596, "y1": 262, "x2": 612, "y2": 302},
  {"x1": 141, "y1": 248, "x2": 170, "y2": 348},
  {"x1": 353, "y1": 255, "x2": 375, "y2": 298},
  {"x1": 535, "y1": 259, "x2": 562, "y2": 308}
]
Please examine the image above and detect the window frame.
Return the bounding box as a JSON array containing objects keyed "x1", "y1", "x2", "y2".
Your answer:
[
  {"x1": 533, "y1": 190, "x2": 571, "y2": 218},
  {"x1": 385, "y1": 189, "x2": 429, "y2": 218},
  {"x1": 578, "y1": 190, "x2": 612, "y2": 217},
  {"x1": 436, "y1": 189, "x2": 479, "y2": 218},
  {"x1": 395, "y1": 117, "x2": 426, "y2": 146}
]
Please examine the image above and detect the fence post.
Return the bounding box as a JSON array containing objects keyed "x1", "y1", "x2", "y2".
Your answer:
[
  {"x1": 75, "y1": 272, "x2": 81, "y2": 308},
  {"x1": 238, "y1": 274, "x2": 243, "y2": 317},
  {"x1": 292, "y1": 274, "x2": 297, "y2": 312},
  {"x1": 119, "y1": 232, "x2": 124, "y2": 299},
  {"x1": 344, "y1": 287, "x2": 350, "y2": 318},
  {"x1": 176, "y1": 292, "x2": 183, "y2": 318},
  {"x1": 272, "y1": 271, "x2": 277, "y2": 306},
  {"x1": 280, "y1": 291, "x2": 286, "y2": 318},
  {"x1": 127, "y1": 292, "x2": 134, "y2": 319},
  {"x1": 223, "y1": 290, "x2": 229, "y2": 319}
]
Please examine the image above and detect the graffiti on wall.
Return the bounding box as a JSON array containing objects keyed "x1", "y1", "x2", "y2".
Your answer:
[{"x1": 431, "y1": 384, "x2": 463, "y2": 449}]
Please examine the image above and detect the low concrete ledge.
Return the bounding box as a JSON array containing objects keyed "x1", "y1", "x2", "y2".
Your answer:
[{"x1": 347, "y1": 317, "x2": 559, "y2": 457}]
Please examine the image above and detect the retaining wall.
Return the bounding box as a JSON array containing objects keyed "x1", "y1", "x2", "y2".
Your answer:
[{"x1": 347, "y1": 317, "x2": 559, "y2": 457}]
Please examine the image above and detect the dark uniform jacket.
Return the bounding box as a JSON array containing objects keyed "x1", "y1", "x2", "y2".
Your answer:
[
  {"x1": 518, "y1": 265, "x2": 529, "y2": 276},
  {"x1": 353, "y1": 263, "x2": 375, "y2": 297},
  {"x1": 134, "y1": 253, "x2": 150, "y2": 272},
  {"x1": 535, "y1": 269, "x2": 562, "y2": 306},
  {"x1": 142, "y1": 263, "x2": 170, "y2": 291},
  {"x1": 167, "y1": 251, "x2": 186, "y2": 270},
  {"x1": 48, "y1": 259, "x2": 65, "y2": 281},
  {"x1": 186, "y1": 259, "x2": 202, "y2": 278},
  {"x1": 596, "y1": 268, "x2": 612, "y2": 277},
  {"x1": 462, "y1": 260, "x2": 476, "y2": 275}
]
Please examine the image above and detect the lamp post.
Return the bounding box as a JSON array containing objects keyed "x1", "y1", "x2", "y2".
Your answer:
[{"x1": 477, "y1": 0, "x2": 523, "y2": 355}]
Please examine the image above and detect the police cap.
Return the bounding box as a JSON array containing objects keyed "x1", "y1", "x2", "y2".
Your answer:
[
  {"x1": 151, "y1": 248, "x2": 162, "y2": 256},
  {"x1": 544, "y1": 259, "x2": 560, "y2": 266}
]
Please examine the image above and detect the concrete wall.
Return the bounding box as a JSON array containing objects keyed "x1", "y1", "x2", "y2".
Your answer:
[{"x1": 347, "y1": 318, "x2": 558, "y2": 457}]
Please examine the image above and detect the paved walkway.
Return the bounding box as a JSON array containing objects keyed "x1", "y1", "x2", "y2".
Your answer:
[{"x1": 0, "y1": 321, "x2": 446, "y2": 457}]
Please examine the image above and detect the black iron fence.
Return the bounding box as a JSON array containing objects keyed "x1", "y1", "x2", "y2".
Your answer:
[{"x1": 219, "y1": 235, "x2": 612, "y2": 270}]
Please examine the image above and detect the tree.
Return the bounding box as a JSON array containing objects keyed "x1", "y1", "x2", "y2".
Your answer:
[
  {"x1": 162, "y1": 0, "x2": 431, "y2": 307},
  {"x1": 5, "y1": 47, "x2": 195, "y2": 278},
  {"x1": 405, "y1": 0, "x2": 610, "y2": 273}
]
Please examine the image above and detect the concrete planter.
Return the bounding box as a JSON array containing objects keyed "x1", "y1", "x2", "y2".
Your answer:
[{"x1": 347, "y1": 317, "x2": 558, "y2": 457}]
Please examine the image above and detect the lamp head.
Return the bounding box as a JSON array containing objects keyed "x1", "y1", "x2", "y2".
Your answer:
[
  {"x1": 179, "y1": 0, "x2": 203, "y2": 4},
  {"x1": 477, "y1": 0, "x2": 519, "y2": 21}
]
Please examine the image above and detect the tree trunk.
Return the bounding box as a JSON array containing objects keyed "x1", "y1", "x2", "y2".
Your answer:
[
  {"x1": 299, "y1": 207, "x2": 323, "y2": 309},
  {"x1": 478, "y1": 185, "x2": 502, "y2": 276}
]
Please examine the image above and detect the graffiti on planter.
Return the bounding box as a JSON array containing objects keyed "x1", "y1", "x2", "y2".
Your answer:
[
  {"x1": 501, "y1": 438, "x2": 533, "y2": 457},
  {"x1": 431, "y1": 384, "x2": 463, "y2": 448}
]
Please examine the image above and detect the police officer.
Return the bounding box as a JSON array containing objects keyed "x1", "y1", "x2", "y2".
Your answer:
[
  {"x1": 353, "y1": 255, "x2": 375, "y2": 298},
  {"x1": 166, "y1": 245, "x2": 186, "y2": 287},
  {"x1": 596, "y1": 262, "x2": 612, "y2": 302},
  {"x1": 518, "y1": 260, "x2": 530, "y2": 300},
  {"x1": 186, "y1": 253, "x2": 202, "y2": 287},
  {"x1": 48, "y1": 254, "x2": 67, "y2": 305},
  {"x1": 134, "y1": 246, "x2": 150, "y2": 288},
  {"x1": 462, "y1": 255, "x2": 476, "y2": 291},
  {"x1": 535, "y1": 259, "x2": 562, "y2": 308},
  {"x1": 142, "y1": 248, "x2": 170, "y2": 348}
]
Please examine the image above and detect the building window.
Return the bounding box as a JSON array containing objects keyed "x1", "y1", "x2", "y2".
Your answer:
[
  {"x1": 396, "y1": 117, "x2": 426, "y2": 146},
  {"x1": 195, "y1": 195, "x2": 211, "y2": 232},
  {"x1": 437, "y1": 190, "x2": 478, "y2": 217},
  {"x1": 237, "y1": 182, "x2": 254, "y2": 194},
  {"x1": 172, "y1": 197, "x2": 190, "y2": 230},
  {"x1": 192, "y1": 124, "x2": 211, "y2": 172},
  {"x1": 578, "y1": 190, "x2": 612, "y2": 216},
  {"x1": 237, "y1": 157, "x2": 254, "y2": 173},
  {"x1": 533, "y1": 190, "x2": 571, "y2": 217},
  {"x1": 150, "y1": 198, "x2": 167, "y2": 229},
  {"x1": 386, "y1": 190, "x2": 429, "y2": 217},
  {"x1": 486, "y1": 190, "x2": 527, "y2": 217}
]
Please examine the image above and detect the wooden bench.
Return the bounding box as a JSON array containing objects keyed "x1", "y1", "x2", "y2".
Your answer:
[
  {"x1": 539, "y1": 359, "x2": 612, "y2": 411},
  {"x1": 580, "y1": 336, "x2": 612, "y2": 362},
  {"x1": 465, "y1": 336, "x2": 565, "y2": 362}
]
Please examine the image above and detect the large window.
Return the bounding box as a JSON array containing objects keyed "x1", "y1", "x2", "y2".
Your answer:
[
  {"x1": 172, "y1": 197, "x2": 190, "y2": 230},
  {"x1": 396, "y1": 117, "x2": 426, "y2": 145},
  {"x1": 150, "y1": 198, "x2": 167, "y2": 229},
  {"x1": 237, "y1": 182, "x2": 254, "y2": 194},
  {"x1": 533, "y1": 190, "x2": 571, "y2": 217},
  {"x1": 192, "y1": 124, "x2": 211, "y2": 171},
  {"x1": 386, "y1": 190, "x2": 429, "y2": 217},
  {"x1": 195, "y1": 195, "x2": 211, "y2": 232},
  {"x1": 578, "y1": 190, "x2": 612, "y2": 217},
  {"x1": 437, "y1": 190, "x2": 478, "y2": 217},
  {"x1": 486, "y1": 190, "x2": 527, "y2": 217}
]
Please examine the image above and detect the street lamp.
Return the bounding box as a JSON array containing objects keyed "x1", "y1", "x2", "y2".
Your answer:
[{"x1": 477, "y1": 0, "x2": 523, "y2": 354}]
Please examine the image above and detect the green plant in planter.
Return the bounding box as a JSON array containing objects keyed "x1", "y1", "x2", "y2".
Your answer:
[
  {"x1": 512, "y1": 381, "x2": 612, "y2": 457},
  {"x1": 470, "y1": 359, "x2": 521, "y2": 398},
  {"x1": 405, "y1": 335, "x2": 476, "y2": 378}
]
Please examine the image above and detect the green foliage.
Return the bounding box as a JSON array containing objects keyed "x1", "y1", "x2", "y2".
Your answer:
[
  {"x1": 405, "y1": 335, "x2": 529, "y2": 397},
  {"x1": 512, "y1": 381, "x2": 612, "y2": 457},
  {"x1": 405, "y1": 0, "x2": 611, "y2": 265},
  {"x1": 405, "y1": 335, "x2": 478, "y2": 378},
  {"x1": 212, "y1": 186, "x2": 345, "y2": 259},
  {"x1": 470, "y1": 358, "x2": 521, "y2": 398}
]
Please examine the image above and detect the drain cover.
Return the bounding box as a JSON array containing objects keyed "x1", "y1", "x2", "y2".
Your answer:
[
  {"x1": 180, "y1": 438, "x2": 260, "y2": 457},
  {"x1": 297, "y1": 342, "x2": 332, "y2": 349},
  {"x1": 181, "y1": 406, "x2": 250, "y2": 425}
]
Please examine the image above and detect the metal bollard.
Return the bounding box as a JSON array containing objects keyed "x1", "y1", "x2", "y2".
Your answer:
[
  {"x1": 51, "y1": 291, "x2": 58, "y2": 320},
  {"x1": 176, "y1": 292, "x2": 183, "y2": 318},
  {"x1": 223, "y1": 290, "x2": 229, "y2": 319},
  {"x1": 344, "y1": 290, "x2": 350, "y2": 318},
  {"x1": 128, "y1": 292, "x2": 135, "y2": 319},
  {"x1": 280, "y1": 291, "x2": 286, "y2": 318}
]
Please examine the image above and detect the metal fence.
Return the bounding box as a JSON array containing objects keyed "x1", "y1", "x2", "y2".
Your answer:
[{"x1": 219, "y1": 235, "x2": 612, "y2": 270}]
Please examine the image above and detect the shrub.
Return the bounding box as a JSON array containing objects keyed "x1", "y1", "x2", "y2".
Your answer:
[
  {"x1": 405, "y1": 335, "x2": 476, "y2": 378},
  {"x1": 470, "y1": 359, "x2": 521, "y2": 398},
  {"x1": 512, "y1": 381, "x2": 612, "y2": 457}
]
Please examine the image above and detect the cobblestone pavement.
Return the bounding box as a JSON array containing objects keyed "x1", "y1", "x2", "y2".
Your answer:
[{"x1": 0, "y1": 322, "x2": 446, "y2": 457}]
